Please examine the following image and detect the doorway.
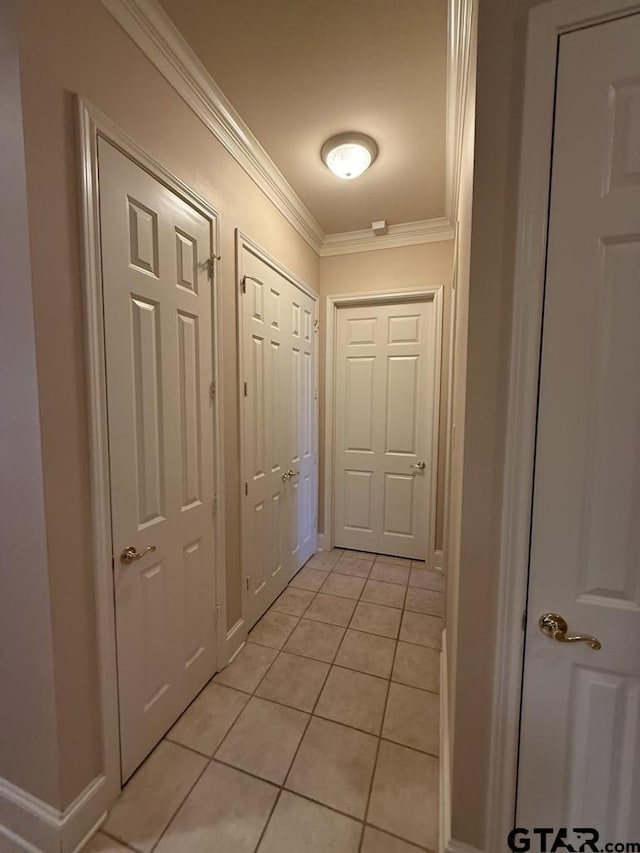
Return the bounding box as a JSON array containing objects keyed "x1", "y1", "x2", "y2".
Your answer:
[
  {"x1": 324, "y1": 289, "x2": 443, "y2": 567},
  {"x1": 79, "y1": 101, "x2": 226, "y2": 789}
]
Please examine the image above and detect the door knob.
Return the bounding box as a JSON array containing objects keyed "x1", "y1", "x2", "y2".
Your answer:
[
  {"x1": 120, "y1": 545, "x2": 156, "y2": 565},
  {"x1": 539, "y1": 613, "x2": 601, "y2": 650},
  {"x1": 281, "y1": 471, "x2": 291, "y2": 481},
  {"x1": 411, "y1": 461, "x2": 426, "y2": 470},
  {"x1": 289, "y1": 469, "x2": 300, "y2": 477}
]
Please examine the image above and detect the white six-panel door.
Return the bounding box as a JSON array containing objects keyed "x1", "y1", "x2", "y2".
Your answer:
[
  {"x1": 99, "y1": 139, "x2": 219, "y2": 781},
  {"x1": 518, "y1": 13, "x2": 640, "y2": 842},
  {"x1": 239, "y1": 241, "x2": 317, "y2": 628},
  {"x1": 334, "y1": 300, "x2": 439, "y2": 560}
]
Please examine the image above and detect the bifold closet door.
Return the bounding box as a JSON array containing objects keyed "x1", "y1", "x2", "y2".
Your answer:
[
  {"x1": 240, "y1": 245, "x2": 317, "y2": 628},
  {"x1": 99, "y1": 139, "x2": 219, "y2": 782}
]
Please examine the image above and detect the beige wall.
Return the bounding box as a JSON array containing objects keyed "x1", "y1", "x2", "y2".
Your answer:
[
  {"x1": 448, "y1": 0, "x2": 547, "y2": 847},
  {"x1": 17, "y1": 0, "x2": 319, "y2": 808},
  {"x1": 0, "y1": 0, "x2": 61, "y2": 809},
  {"x1": 318, "y1": 241, "x2": 454, "y2": 553}
]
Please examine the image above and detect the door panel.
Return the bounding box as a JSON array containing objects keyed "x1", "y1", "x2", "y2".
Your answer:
[
  {"x1": 334, "y1": 300, "x2": 438, "y2": 559},
  {"x1": 99, "y1": 139, "x2": 218, "y2": 781},
  {"x1": 240, "y1": 244, "x2": 317, "y2": 628},
  {"x1": 517, "y1": 14, "x2": 640, "y2": 842}
]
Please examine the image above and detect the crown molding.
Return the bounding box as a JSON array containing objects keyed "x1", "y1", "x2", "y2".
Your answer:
[
  {"x1": 101, "y1": 0, "x2": 470, "y2": 256},
  {"x1": 446, "y1": 0, "x2": 475, "y2": 225},
  {"x1": 320, "y1": 218, "x2": 455, "y2": 257},
  {"x1": 101, "y1": 0, "x2": 324, "y2": 252}
]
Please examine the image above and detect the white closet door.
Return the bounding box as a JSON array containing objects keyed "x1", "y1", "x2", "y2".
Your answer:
[
  {"x1": 240, "y1": 244, "x2": 317, "y2": 628},
  {"x1": 334, "y1": 300, "x2": 438, "y2": 560},
  {"x1": 99, "y1": 139, "x2": 218, "y2": 781},
  {"x1": 517, "y1": 14, "x2": 640, "y2": 841},
  {"x1": 285, "y1": 288, "x2": 317, "y2": 572}
]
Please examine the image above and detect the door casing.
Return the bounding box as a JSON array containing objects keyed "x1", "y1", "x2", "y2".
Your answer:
[
  {"x1": 322, "y1": 287, "x2": 443, "y2": 569},
  {"x1": 486, "y1": 0, "x2": 640, "y2": 850},
  {"x1": 77, "y1": 96, "x2": 227, "y2": 808}
]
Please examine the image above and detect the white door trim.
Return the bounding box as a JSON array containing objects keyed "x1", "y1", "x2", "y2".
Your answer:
[
  {"x1": 76, "y1": 96, "x2": 227, "y2": 814},
  {"x1": 486, "y1": 1, "x2": 640, "y2": 849},
  {"x1": 235, "y1": 230, "x2": 319, "y2": 624},
  {"x1": 322, "y1": 286, "x2": 443, "y2": 568}
]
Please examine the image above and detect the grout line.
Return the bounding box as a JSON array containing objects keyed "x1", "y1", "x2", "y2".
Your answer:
[{"x1": 357, "y1": 618, "x2": 401, "y2": 853}]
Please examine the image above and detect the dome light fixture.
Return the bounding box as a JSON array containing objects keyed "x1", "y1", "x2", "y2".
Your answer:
[{"x1": 321, "y1": 132, "x2": 378, "y2": 180}]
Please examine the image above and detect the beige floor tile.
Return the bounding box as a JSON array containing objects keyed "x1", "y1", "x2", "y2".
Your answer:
[
  {"x1": 315, "y1": 665, "x2": 388, "y2": 734},
  {"x1": 409, "y1": 567, "x2": 444, "y2": 592},
  {"x1": 284, "y1": 619, "x2": 345, "y2": 662},
  {"x1": 258, "y1": 791, "x2": 361, "y2": 853},
  {"x1": 167, "y1": 682, "x2": 249, "y2": 756},
  {"x1": 342, "y1": 549, "x2": 377, "y2": 561},
  {"x1": 103, "y1": 741, "x2": 207, "y2": 853},
  {"x1": 404, "y1": 588, "x2": 444, "y2": 618},
  {"x1": 368, "y1": 741, "x2": 439, "y2": 849},
  {"x1": 155, "y1": 761, "x2": 277, "y2": 853},
  {"x1": 392, "y1": 642, "x2": 440, "y2": 693},
  {"x1": 399, "y1": 612, "x2": 443, "y2": 649},
  {"x1": 214, "y1": 643, "x2": 278, "y2": 693},
  {"x1": 383, "y1": 683, "x2": 439, "y2": 755},
  {"x1": 333, "y1": 556, "x2": 374, "y2": 578},
  {"x1": 304, "y1": 592, "x2": 357, "y2": 626},
  {"x1": 370, "y1": 563, "x2": 410, "y2": 585},
  {"x1": 249, "y1": 611, "x2": 299, "y2": 649},
  {"x1": 216, "y1": 697, "x2": 308, "y2": 784},
  {"x1": 320, "y1": 572, "x2": 366, "y2": 599},
  {"x1": 350, "y1": 601, "x2": 401, "y2": 639},
  {"x1": 286, "y1": 717, "x2": 378, "y2": 819},
  {"x1": 270, "y1": 587, "x2": 316, "y2": 617},
  {"x1": 306, "y1": 549, "x2": 343, "y2": 571},
  {"x1": 289, "y1": 567, "x2": 328, "y2": 591},
  {"x1": 361, "y1": 579, "x2": 406, "y2": 609},
  {"x1": 375, "y1": 555, "x2": 412, "y2": 567},
  {"x1": 334, "y1": 629, "x2": 396, "y2": 679},
  {"x1": 361, "y1": 826, "x2": 425, "y2": 853},
  {"x1": 83, "y1": 833, "x2": 133, "y2": 853},
  {"x1": 256, "y1": 651, "x2": 330, "y2": 711}
]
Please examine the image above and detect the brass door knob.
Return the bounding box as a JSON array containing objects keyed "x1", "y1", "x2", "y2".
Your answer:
[
  {"x1": 281, "y1": 471, "x2": 291, "y2": 481},
  {"x1": 539, "y1": 612, "x2": 601, "y2": 650},
  {"x1": 120, "y1": 545, "x2": 156, "y2": 565},
  {"x1": 411, "y1": 461, "x2": 426, "y2": 470}
]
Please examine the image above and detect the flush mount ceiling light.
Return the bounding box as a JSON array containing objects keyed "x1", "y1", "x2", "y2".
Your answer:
[{"x1": 321, "y1": 132, "x2": 378, "y2": 180}]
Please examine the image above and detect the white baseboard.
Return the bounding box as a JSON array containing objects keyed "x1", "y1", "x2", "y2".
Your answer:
[
  {"x1": 440, "y1": 628, "x2": 450, "y2": 853},
  {"x1": 220, "y1": 618, "x2": 246, "y2": 668},
  {"x1": 0, "y1": 774, "x2": 107, "y2": 853},
  {"x1": 445, "y1": 841, "x2": 485, "y2": 853}
]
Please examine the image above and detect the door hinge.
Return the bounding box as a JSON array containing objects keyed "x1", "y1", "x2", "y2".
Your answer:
[
  {"x1": 213, "y1": 495, "x2": 219, "y2": 513},
  {"x1": 246, "y1": 576, "x2": 250, "y2": 591},
  {"x1": 241, "y1": 276, "x2": 246, "y2": 294},
  {"x1": 244, "y1": 381, "x2": 248, "y2": 397},
  {"x1": 314, "y1": 389, "x2": 318, "y2": 400},
  {"x1": 210, "y1": 380, "x2": 216, "y2": 400},
  {"x1": 244, "y1": 482, "x2": 248, "y2": 496},
  {"x1": 215, "y1": 604, "x2": 221, "y2": 624},
  {"x1": 314, "y1": 319, "x2": 319, "y2": 332},
  {"x1": 208, "y1": 255, "x2": 220, "y2": 280}
]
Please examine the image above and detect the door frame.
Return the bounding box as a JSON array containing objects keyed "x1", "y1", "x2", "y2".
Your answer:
[
  {"x1": 322, "y1": 286, "x2": 443, "y2": 568},
  {"x1": 486, "y1": 0, "x2": 640, "y2": 848},
  {"x1": 235, "y1": 230, "x2": 319, "y2": 627},
  {"x1": 77, "y1": 96, "x2": 227, "y2": 804}
]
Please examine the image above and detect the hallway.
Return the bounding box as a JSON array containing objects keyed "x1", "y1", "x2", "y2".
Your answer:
[{"x1": 89, "y1": 550, "x2": 444, "y2": 853}]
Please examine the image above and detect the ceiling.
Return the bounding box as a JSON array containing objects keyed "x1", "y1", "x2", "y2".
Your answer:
[{"x1": 158, "y1": 0, "x2": 448, "y2": 236}]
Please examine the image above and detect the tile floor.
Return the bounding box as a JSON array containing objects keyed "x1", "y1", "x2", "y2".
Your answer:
[{"x1": 88, "y1": 550, "x2": 445, "y2": 853}]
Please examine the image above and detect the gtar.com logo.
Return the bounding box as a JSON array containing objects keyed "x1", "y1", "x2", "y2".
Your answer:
[{"x1": 507, "y1": 828, "x2": 640, "y2": 852}]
